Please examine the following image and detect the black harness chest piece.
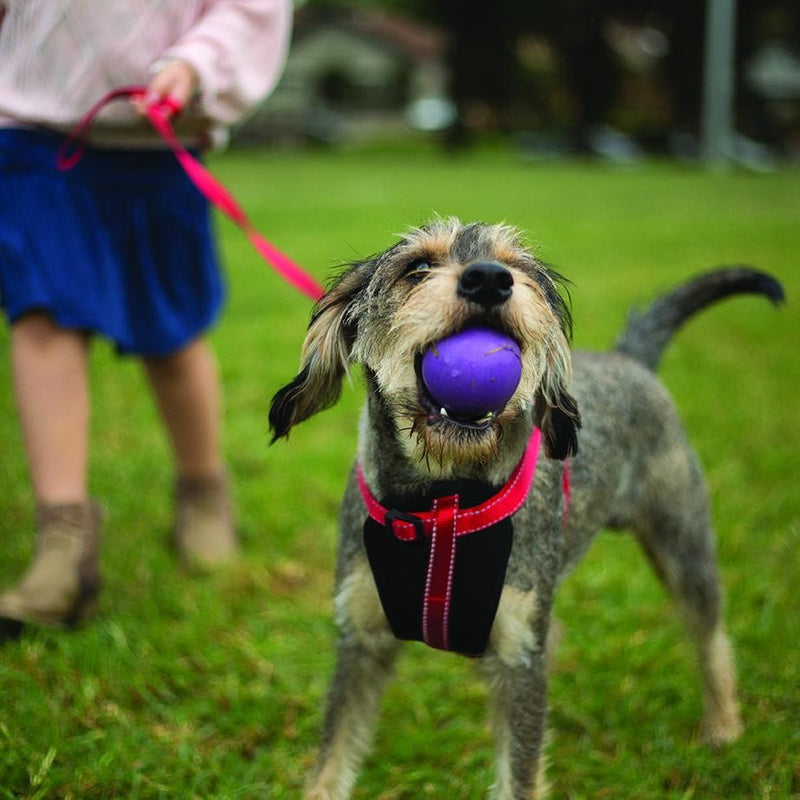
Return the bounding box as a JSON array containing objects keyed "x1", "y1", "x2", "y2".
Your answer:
[{"x1": 363, "y1": 479, "x2": 514, "y2": 657}]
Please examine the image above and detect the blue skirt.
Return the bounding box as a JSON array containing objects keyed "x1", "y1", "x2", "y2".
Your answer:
[{"x1": 0, "y1": 128, "x2": 224, "y2": 356}]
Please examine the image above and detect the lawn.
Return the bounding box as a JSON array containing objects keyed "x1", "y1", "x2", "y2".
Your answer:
[{"x1": 1, "y1": 146, "x2": 798, "y2": 798}]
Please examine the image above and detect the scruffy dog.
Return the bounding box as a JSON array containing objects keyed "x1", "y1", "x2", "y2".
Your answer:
[{"x1": 269, "y1": 218, "x2": 783, "y2": 799}]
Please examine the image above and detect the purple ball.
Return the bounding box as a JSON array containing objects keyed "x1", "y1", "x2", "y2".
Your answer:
[{"x1": 421, "y1": 327, "x2": 522, "y2": 418}]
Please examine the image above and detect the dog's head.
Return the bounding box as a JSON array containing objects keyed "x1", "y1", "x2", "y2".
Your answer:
[{"x1": 270, "y1": 218, "x2": 580, "y2": 469}]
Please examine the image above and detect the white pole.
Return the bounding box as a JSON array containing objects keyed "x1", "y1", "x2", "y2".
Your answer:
[{"x1": 702, "y1": 0, "x2": 737, "y2": 165}]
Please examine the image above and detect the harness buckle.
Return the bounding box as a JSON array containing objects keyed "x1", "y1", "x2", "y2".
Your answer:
[{"x1": 385, "y1": 509, "x2": 427, "y2": 542}]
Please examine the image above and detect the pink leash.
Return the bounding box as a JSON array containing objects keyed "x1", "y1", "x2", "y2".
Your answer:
[{"x1": 57, "y1": 86, "x2": 325, "y2": 303}]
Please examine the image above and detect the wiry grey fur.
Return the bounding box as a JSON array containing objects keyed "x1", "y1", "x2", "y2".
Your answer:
[{"x1": 269, "y1": 219, "x2": 784, "y2": 799}]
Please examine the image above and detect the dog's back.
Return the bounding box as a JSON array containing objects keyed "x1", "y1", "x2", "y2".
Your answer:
[{"x1": 560, "y1": 267, "x2": 784, "y2": 572}]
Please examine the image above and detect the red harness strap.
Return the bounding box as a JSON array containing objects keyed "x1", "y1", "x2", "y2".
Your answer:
[
  {"x1": 358, "y1": 427, "x2": 571, "y2": 652},
  {"x1": 423, "y1": 493, "x2": 459, "y2": 650},
  {"x1": 358, "y1": 427, "x2": 544, "y2": 542}
]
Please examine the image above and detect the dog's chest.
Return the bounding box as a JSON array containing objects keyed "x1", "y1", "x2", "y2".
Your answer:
[{"x1": 363, "y1": 479, "x2": 513, "y2": 657}]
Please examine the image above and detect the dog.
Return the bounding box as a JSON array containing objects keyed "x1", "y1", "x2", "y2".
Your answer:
[{"x1": 269, "y1": 218, "x2": 784, "y2": 799}]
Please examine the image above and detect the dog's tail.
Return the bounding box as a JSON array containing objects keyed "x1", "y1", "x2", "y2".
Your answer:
[{"x1": 614, "y1": 266, "x2": 784, "y2": 371}]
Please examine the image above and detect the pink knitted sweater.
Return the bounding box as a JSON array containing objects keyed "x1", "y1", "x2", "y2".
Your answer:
[{"x1": 0, "y1": 0, "x2": 292, "y2": 147}]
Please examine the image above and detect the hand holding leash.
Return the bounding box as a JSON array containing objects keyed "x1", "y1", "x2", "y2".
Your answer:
[{"x1": 134, "y1": 59, "x2": 197, "y2": 116}]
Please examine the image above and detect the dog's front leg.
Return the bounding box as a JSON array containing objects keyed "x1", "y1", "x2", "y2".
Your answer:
[
  {"x1": 306, "y1": 557, "x2": 400, "y2": 800},
  {"x1": 306, "y1": 635, "x2": 399, "y2": 800},
  {"x1": 484, "y1": 653, "x2": 550, "y2": 800},
  {"x1": 484, "y1": 586, "x2": 551, "y2": 799}
]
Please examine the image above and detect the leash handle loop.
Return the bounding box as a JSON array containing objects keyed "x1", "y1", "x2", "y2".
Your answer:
[
  {"x1": 56, "y1": 86, "x2": 147, "y2": 170},
  {"x1": 57, "y1": 85, "x2": 325, "y2": 302}
]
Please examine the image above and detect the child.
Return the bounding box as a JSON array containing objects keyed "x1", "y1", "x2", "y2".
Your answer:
[{"x1": 0, "y1": 0, "x2": 292, "y2": 633}]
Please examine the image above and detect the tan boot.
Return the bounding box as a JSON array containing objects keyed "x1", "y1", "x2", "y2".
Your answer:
[
  {"x1": 173, "y1": 472, "x2": 237, "y2": 569},
  {"x1": 0, "y1": 501, "x2": 102, "y2": 631}
]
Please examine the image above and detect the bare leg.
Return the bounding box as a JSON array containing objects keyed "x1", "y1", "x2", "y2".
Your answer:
[
  {"x1": 10, "y1": 312, "x2": 90, "y2": 504},
  {"x1": 143, "y1": 337, "x2": 235, "y2": 565},
  {"x1": 1, "y1": 313, "x2": 100, "y2": 631},
  {"x1": 142, "y1": 337, "x2": 222, "y2": 479}
]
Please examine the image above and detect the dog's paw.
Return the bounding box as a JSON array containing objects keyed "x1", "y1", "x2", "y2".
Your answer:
[
  {"x1": 702, "y1": 708, "x2": 744, "y2": 748},
  {"x1": 304, "y1": 788, "x2": 336, "y2": 800}
]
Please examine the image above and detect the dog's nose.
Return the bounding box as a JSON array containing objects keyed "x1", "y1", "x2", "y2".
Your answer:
[{"x1": 458, "y1": 262, "x2": 514, "y2": 308}]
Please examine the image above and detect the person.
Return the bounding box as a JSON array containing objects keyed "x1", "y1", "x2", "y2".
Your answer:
[{"x1": 0, "y1": 0, "x2": 292, "y2": 634}]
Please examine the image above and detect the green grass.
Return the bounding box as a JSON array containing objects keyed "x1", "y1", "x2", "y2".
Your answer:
[{"x1": 1, "y1": 147, "x2": 798, "y2": 798}]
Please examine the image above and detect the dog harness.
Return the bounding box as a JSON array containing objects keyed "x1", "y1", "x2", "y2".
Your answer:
[{"x1": 359, "y1": 427, "x2": 571, "y2": 656}]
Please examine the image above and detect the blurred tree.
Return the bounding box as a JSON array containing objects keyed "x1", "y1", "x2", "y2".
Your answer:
[
  {"x1": 431, "y1": 0, "x2": 524, "y2": 148},
  {"x1": 298, "y1": 0, "x2": 800, "y2": 153}
]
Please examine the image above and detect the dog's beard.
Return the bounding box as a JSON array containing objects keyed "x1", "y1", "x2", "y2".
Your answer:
[
  {"x1": 387, "y1": 387, "x2": 513, "y2": 472},
  {"x1": 366, "y1": 285, "x2": 554, "y2": 474}
]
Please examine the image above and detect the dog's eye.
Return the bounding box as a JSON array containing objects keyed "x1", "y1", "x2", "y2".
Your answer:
[{"x1": 405, "y1": 258, "x2": 434, "y2": 284}]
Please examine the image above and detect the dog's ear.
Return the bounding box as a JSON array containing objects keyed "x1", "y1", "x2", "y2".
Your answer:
[
  {"x1": 270, "y1": 261, "x2": 372, "y2": 441},
  {"x1": 534, "y1": 390, "x2": 580, "y2": 460},
  {"x1": 533, "y1": 329, "x2": 581, "y2": 460}
]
